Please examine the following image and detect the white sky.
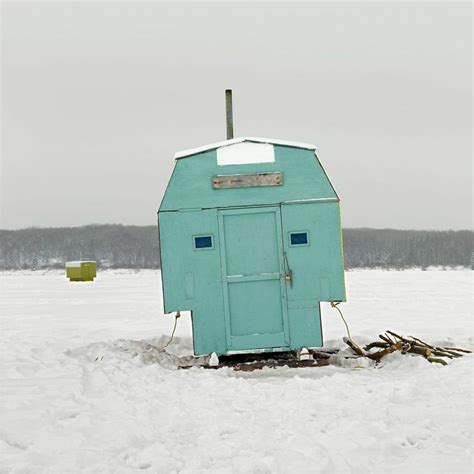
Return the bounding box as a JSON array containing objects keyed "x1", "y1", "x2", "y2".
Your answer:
[{"x1": 1, "y1": 1, "x2": 472, "y2": 230}]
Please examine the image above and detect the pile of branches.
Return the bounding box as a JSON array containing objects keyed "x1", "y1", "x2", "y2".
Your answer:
[{"x1": 344, "y1": 330, "x2": 471, "y2": 365}]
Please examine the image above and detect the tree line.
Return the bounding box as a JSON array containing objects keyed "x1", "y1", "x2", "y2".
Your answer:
[{"x1": 0, "y1": 225, "x2": 472, "y2": 270}]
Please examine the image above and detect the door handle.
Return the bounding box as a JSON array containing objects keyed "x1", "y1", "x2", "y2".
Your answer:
[{"x1": 283, "y1": 252, "x2": 293, "y2": 288}]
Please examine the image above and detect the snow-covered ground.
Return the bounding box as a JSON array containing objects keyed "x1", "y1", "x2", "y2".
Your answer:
[{"x1": 0, "y1": 270, "x2": 472, "y2": 473}]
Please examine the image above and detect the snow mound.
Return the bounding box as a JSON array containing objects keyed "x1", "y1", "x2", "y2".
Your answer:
[{"x1": 68, "y1": 337, "x2": 205, "y2": 370}]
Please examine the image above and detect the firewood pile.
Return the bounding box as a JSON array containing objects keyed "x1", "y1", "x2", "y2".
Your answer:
[{"x1": 344, "y1": 330, "x2": 471, "y2": 365}]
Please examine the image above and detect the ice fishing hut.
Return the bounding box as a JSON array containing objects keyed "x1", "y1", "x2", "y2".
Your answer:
[
  {"x1": 66, "y1": 261, "x2": 96, "y2": 281},
  {"x1": 158, "y1": 92, "x2": 345, "y2": 356}
]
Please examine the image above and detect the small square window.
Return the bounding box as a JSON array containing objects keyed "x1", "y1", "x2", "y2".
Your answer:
[
  {"x1": 194, "y1": 235, "x2": 213, "y2": 250},
  {"x1": 290, "y1": 232, "x2": 309, "y2": 246}
]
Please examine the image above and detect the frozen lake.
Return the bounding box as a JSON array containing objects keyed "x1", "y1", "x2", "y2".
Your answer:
[{"x1": 0, "y1": 270, "x2": 472, "y2": 473}]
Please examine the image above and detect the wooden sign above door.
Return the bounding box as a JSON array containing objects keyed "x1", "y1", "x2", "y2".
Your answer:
[{"x1": 212, "y1": 172, "x2": 283, "y2": 189}]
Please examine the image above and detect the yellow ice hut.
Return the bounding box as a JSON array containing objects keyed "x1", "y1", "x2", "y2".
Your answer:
[{"x1": 66, "y1": 261, "x2": 97, "y2": 281}]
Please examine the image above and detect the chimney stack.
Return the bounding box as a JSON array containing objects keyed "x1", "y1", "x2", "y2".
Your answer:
[{"x1": 225, "y1": 89, "x2": 234, "y2": 140}]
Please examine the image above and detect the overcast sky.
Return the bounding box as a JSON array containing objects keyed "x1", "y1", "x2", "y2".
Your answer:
[{"x1": 1, "y1": 1, "x2": 472, "y2": 230}]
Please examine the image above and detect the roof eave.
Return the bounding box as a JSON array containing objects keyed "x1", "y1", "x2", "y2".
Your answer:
[{"x1": 174, "y1": 137, "x2": 317, "y2": 160}]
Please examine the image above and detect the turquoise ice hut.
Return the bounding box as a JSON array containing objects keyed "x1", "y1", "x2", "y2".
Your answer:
[{"x1": 158, "y1": 136, "x2": 346, "y2": 357}]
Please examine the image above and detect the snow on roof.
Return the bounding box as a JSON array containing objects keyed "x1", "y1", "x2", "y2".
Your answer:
[
  {"x1": 66, "y1": 261, "x2": 95, "y2": 267},
  {"x1": 174, "y1": 137, "x2": 317, "y2": 159}
]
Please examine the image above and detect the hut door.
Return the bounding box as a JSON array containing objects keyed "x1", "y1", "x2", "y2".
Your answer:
[{"x1": 218, "y1": 206, "x2": 290, "y2": 351}]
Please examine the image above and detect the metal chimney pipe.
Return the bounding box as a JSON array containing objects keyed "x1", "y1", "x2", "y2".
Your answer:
[{"x1": 225, "y1": 89, "x2": 234, "y2": 140}]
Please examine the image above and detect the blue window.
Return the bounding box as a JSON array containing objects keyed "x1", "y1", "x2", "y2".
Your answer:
[
  {"x1": 194, "y1": 235, "x2": 213, "y2": 250},
  {"x1": 290, "y1": 231, "x2": 309, "y2": 246}
]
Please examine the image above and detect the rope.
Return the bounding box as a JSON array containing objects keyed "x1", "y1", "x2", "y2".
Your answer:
[
  {"x1": 158, "y1": 311, "x2": 181, "y2": 352},
  {"x1": 330, "y1": 302, "x2": 353, "y2": 340},
  {"x1": 330, "y1": 301, "x2": 364, "y2": 353}
]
